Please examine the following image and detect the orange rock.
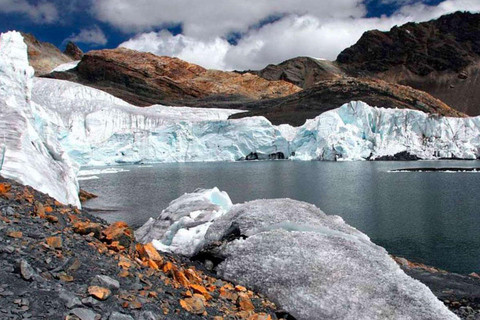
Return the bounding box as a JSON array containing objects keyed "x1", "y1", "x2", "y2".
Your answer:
[
  {"x1": 57, "y1": 273, "x2": 74, "y2": 282},
  {"x1": 44, "y1": 206, "x2": 53, "y2": 213},
  {"x1": 46, "y1": 236, "x2": 62, "y2": 249},
  {"x1": 185, "y1": 268, "x2": 203, "y2": 284},
  {"x1": 189, "y1": 284, "x2": 212, "y2": 300},
  {"x1": 174, "y1": 270, "x2": 190, "y2": 288},
  {"x1": 88, "y1": 286, "x2": 111, "y2": 300},
  {"x1": 7, "y1": 231, "x2": 22, "y2": 238},
  {"x1": 147, "y1": 259, "x2": 159, "y2": 270},
  {"x1": 248, "y1": 313, "x2": 272, "y2": 320},
  {"x1": 237, "y1": 293, "x2": 255, "y2": 312},
  {"x1": 34, "y1": 202, "x2": 46, "y2": 218},
  {"x1": 219, "y1": 286, "x2": 238, "y2": 301},
  {"x1": 118, "y1": 256, "x2": 132, "y2": 269},
  {"x1": 118, "y1": 270, "x2": 130, "y2": 278},
  {"x1": 180, "y1": 294, "x2": 206, "y2": 314},
  {"x1": 162, "y1": 261, "x2": 175, "y2": 274},
  {"x1": 136, "y1": 243, "x2": 163, "y2": 265},
  {"x1": 235, "y1": 285, "x2": 247, "y2": 292},
  {"x1": 102, "y1": 221, "x2": 133, "y2": 248},
  {"x1": 0, "y1": 182, "x2": 11, "y2": 194},
  {"x1": 46, "y1": 215, "x2": 58, "y2": 223},
  {"x1": 72, "y1": 221, "x2": 101, "y2": 237},
  {"x1": 129, "y1": 300, "x2": 142, "y2": 309}
]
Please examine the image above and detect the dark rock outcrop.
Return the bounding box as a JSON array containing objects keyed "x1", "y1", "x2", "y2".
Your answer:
[
  {"x1": 46, "y1": 47, "x2": 301, "y2": 107},
  {"x1": 337, "y1": 11, "x2": 480, "y2": 115},
  {"x1": 0, "y1": 177, "x2": 279, "y2": 319},
  {"x1": 63, "y1": 41, "x2": 84, "y2": 60},
  {"x1": 21, "y1": 33, "x2": 73, "y2": 76},
  {"x1": 230, "y1": 77, "x2": 464, "y2": 126}
]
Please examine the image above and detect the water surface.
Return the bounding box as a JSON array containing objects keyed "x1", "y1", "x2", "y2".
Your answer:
[{"x1": 80, "y1": 160, "x2": 480, "y2": 274}]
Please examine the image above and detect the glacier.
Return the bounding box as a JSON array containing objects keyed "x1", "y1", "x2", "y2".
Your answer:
[
  {"x1": 30, "y1": 77, "x2": 480, "y2": 165},
  {"x1": 136, "y1": 189, "x2": 458, "y2": 320},
  {"x1": 0, "y1": 31, "x2": 80, "y2": 207}
]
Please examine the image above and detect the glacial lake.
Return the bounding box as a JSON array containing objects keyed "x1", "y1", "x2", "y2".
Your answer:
[{"x1": 80, "y1": 160, "x2": 480, "y2": 275}]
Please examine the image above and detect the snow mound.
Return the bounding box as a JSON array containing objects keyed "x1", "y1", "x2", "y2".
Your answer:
[
  {"x1": 0, "y1": 31, "x2": 80, "y2": 207},
  {"x1": 135, "y1": 188, "x2": 232, "y2": 256},
  {"x1": 137, "y1": 192, "x2": 458, "y2": 320}
]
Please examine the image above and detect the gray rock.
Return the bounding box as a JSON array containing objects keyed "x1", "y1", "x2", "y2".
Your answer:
[
  {"x1": 59, "y1": 290, "x2": 83, "y2": 309},
  {"x1": 69, "y1": 308, "x2": 98, "y2": 320},
  {"x1": 91, "y1": 275, "x2": 120, "y2": 291},
  {"x1": 19, "y1": 260, "x2": 34, "y2": 281},
  {"x1": 109, "y1": 311, "x2": 134, "y2": 320},
  {"x1": 81, "y1": 297, "x2": 100, "y2": 307},
  {"x1": 138, "y1": 311, "x2": 160, "y2": 320}
]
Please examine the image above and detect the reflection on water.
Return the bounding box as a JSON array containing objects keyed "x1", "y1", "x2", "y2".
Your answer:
[{"x1": 80, "y1": 160, "x2": 480, "y2": 274}]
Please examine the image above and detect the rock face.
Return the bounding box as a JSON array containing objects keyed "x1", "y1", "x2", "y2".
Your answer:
[
  {"x1": 230, "y1": 77, "x2": 463, "y2": 126},
  {"x1": 244, "y1": 57, "x2": 346, "y2": 89},
  {"x1": 47, "y1": 47, "x2": 300, "y2": 107},
  {"x1": 63, "y1": 41, "x2": 83, "y2": 60},
  {"x1": 137, "y1": 189, "x2": 458, "y2": 320},
  {"x1": 337, "y1": 11, "x2": 480, "y2": 115},
  {"x1": 21, "y1": 33, "x2": 73, "y2": 76}
]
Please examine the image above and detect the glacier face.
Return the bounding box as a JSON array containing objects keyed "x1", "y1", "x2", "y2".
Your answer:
[
  {"x1": 0, "y1": 31, "x2": 80, "y2": 207},
  {"x1": 137, "y1": 190, "x2": 458, "y2": 320},
  {"x1": 292, "y1": 101, "x2": 480, "y2": 161},
  {"x1": 32, "y1": 78, "x2": 289, "y2": 165},
  {"x1": 30, "y1": 76, "x2": 480, "y2": 165}
]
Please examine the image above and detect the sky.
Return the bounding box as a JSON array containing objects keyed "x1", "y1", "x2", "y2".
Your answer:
[{"x1": 1, "y1": 0, "x2": 479, "y2": 70}]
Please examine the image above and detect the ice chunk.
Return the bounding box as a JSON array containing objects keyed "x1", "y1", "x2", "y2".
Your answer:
[
  {"x1": 135, "y1": 188, "x2": 232, "y2": 256},
  {"x1": 51, "y1": 60, "x2": 80, "y2": 72},
  {"x1": 0, "y1": 31, "x2": 80, "y2": 207}
]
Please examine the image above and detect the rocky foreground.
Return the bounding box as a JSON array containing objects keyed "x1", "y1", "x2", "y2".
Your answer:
[{"x1": 0, "y1": 176, "x2": 281, "y2": 320}]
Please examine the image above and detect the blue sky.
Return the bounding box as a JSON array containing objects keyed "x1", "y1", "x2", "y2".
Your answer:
[{"x1": 0, "y1": 0, "x2": 478, "y2": 70}]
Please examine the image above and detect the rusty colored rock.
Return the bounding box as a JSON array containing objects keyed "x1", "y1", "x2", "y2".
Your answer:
[
  {"x1": 79, "y1": 189, "x2": 97, "y2": 202},
  {"x1": 7, "y1": 231, "x2": 22, "y2": 238},
  {"x1": 237, "y1": 293, "x2": 255, "y2": 312},
  {"x1": 88, "y1": 286, "x2": 112, "y2": 300},
  {"x1": 46, "y1": 236, "x2": 62, "y2": 249},
  {"x1": 136, "y1": 243, "x2": 163, "y2": 265},
  {"x1": 46, "y1": 215, "x2": 59, "y2": 223},
  {"x1": 180, "y1": 294, "x2": 206, "y2": 314},
  {"x1": 248, "y1": 314, "x2": 272, "y2": 320},
  {"x1": 73, "y1": 221, "x2": 102, "y2": 238},
  {"x1": 0, "y1": 182, "x2": 11, "y2": 194},
  {"x1": 102, "y1": 221, "x2": 133, "y2": 248},
  {"x1": 189, "y1": 284, "x2": 212, "y2": 301}
]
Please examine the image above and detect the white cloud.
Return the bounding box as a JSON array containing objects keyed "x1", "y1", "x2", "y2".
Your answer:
[
  {"x1": 0, "y1": 0, "x2": 58, "y2": 23},
  {"x1": 116, "y1": 0, "x2": 480, "y2": 70},
  {"x1": 66, "y1": 26, "x2": 107, "y2": 46}
]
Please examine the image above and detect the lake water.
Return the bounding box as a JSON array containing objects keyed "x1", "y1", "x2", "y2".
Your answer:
[{"x1": 80, "y1": 160, "x2": 480, "y2": 275}]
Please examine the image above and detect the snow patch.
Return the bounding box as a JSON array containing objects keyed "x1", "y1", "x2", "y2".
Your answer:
[{"x1": 51, "y1": 60, "x2": 80, "y2": 72}]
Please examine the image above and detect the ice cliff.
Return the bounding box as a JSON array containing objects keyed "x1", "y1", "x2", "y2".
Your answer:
[
  {"x1": 136, "y1": 188, "x2": 458, "y2": 320},
  {"x1": 30, "y1": 77, "x2": 480, "y2": 164},
  {"x1": 0, "y1": 31, "x2": 80, "y2": 207}
]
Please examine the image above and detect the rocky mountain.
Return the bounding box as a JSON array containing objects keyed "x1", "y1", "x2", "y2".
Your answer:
[
  {"x1": 243, "y1": 57, "x2": 346, "y2": 88},
  {"x1": 337, "y1": 11, "x2": 480, "y2": 115},
  {"x1": 46, "y1": 47, "x2": 301, "y2": 107},
  {"x1": 21, "y1": 33, "x2": 73, "y2": 76},
  {"x1": 63, "y1": 41, "x2": 83, "y2": 60},
  {"x1": 231, "y1": 77, "x2": 463, "y2": 126}
]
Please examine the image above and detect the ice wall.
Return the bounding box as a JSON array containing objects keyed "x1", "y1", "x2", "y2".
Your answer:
[{"x1": 0, "y1": 31, "x2": 80, "y2": 207}]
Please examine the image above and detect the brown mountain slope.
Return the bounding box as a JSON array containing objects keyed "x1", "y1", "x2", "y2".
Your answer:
[
  {"x1": 46, "y1": 47, "x2": 301, "y2": 107},
  {"x1": 21, "y1": 33, "x2": 73, "y2": 76},
  {"x1": 229, "y1": 77, "x2": 463, "y2": 126},
  {"x1": 337, "y1": 11, "x2": 480, "y2": 115},
  {"x1": 244, "y1": 57, "x2": 346, "y2": 88}
]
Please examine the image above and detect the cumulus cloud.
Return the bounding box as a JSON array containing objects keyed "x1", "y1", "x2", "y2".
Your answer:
[
  {"x1": 115, "y1": 0, "x2": 480, "y2": 70},
  {"x1": 0, "y1": 0, "x2": 58, "y2": 23},
  {"x1": 66, "y1": 26, "x2": 107, "y2": 46}
]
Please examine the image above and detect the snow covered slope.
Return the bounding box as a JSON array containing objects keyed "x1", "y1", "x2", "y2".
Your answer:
[
  {"x1": 137, "y1": 189, "x2": 458, "y2": 320},
  {"x1": 0, "y1": 31, "x2": 80, "y2": 207}
]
